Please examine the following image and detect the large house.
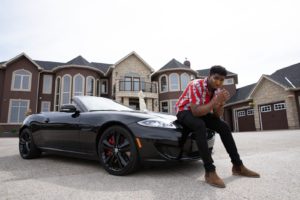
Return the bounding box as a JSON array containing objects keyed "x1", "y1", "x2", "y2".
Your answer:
[
  {"x1": 224, "y1": 63, "x2": 300, "y2": 131},
  {"x1": 1, "y1": 51, "x2": 299, "y2": 133}
]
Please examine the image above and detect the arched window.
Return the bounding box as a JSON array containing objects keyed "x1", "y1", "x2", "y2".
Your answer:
[
  {"x1": 180, "y1": 73, "x2": 190, "y2": 91},
  {"x1": 159, "y1": 75, "x2": 168, "y2": 93},
  {"x1": 54, "y1": 76, "x2": 61, "y2": 111},
  {"x1": 11, "y1": 69, "x2": 32, "y2": 91},
  {"x1": 62, "y1": 75, "x2": 72, "y2": 105},
  {"x1": 169, "y1": 73, "x2": 179, "y2": 91},
  {"x1": 73, "y1": 74, "x2": 84, "y2": 96},
  {"x1": 86, "y1": 76, "x2": 95, "y2": 96}
]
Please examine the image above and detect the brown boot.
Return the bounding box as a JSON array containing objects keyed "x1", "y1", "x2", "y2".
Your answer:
[
  {"x1": 205, "y1": 170, "x2": 226, "y2": 188},
  {"x1": 232, "y1": 164, "x2": 260, "y2": 178}
]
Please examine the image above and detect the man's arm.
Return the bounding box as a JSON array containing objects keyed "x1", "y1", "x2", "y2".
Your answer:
[
  {"x1": 213, "y1": 102, "x2": 225, "y2": 118},
  {"x1": 190, "y1": 100, "x2": 216, "y2": 117}
]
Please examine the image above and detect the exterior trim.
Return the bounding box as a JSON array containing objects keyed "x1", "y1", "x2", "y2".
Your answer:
[
  {"x1": 169, "y1": 73, "x2": 180, "y2": 91},
  {"x1": 11, "y1": 69, "x2": 32, "y2": 92},
  {"x1": 2, "y1": 52, "x2": 42, "y2": 70},
  {"x1": 73, "y1": 73, "x2": 85, "y2": 96},
  {"x1": 61, "y1": 74, "x2": 72, "y2": 105},
  {"x1": 52, "y1": 65, "x2": 104, "y2": 75},
  {"x1": 86, "y1": 76, "x2": 96, "y2": 96},
  {"x1": 159, "y1": 74, "x2": 168, "y2": 93},
  {"x1": 7, "y1": 99, "x2": 30, "y2": 124}
]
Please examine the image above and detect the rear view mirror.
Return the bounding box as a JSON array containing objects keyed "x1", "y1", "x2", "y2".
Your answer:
[{"x1": 60, "y1": 104, "x2": 77, "y2": 113}]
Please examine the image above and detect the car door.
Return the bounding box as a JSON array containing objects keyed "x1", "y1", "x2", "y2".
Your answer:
[{"x1": 41, "y1": 111, "x2": 81, "y2": 152}]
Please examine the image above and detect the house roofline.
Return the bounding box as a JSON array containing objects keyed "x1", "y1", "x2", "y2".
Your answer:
[
  {"x1": 114, "y1": 51, "x2": 154, "y2": 72},
  {"x1": 2, "y1": 52, "x2": 42, "y2": 70}
]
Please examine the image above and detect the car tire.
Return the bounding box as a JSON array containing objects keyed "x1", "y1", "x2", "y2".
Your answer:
[
  {"x1": 19, "y1": 128, "x2": 41, "y2": 159},
  {"x1": 98, "y1": 125, "x2": 140, "y2": 176}
]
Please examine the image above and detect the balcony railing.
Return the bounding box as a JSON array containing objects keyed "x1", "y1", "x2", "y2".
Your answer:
[{"x1": 119, "y1": 81, "x2": 157, "y2": 93}]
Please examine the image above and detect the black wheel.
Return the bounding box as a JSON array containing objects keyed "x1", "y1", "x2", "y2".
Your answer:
[
  {"x1": 98, "y1": 125, "x2": 140, "y2": 176},
  {"x1": 19, "y1": 128, "x2": 41, "y2": 159}
]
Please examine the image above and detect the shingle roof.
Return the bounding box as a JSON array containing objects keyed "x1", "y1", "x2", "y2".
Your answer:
[
  {"x1": 34, "y1": 60, "x2": 65, "y2": 71},
  {"x1": 91, "y1": 62, "x2": 112, "y2": 74},
  {"x1": 158, "y1": 58, "x2": 189, "y2": 71},
  {"x1": 22, "y1": 56, "x2": 112, "y2": 73},
  {"x1": 227, "y1": 83, "x2": 256, "y2": 104},
  {"x1": 197, "y1": 69, "x2": 236, "y2": 77},
  {"x1": 269, "y1": 62, "x2": 300, "y2": 88}
]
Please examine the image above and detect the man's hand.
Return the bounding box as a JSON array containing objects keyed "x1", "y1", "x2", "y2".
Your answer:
[{"x1": 212, "y1": 89, "x2": 230, "y2": 117}]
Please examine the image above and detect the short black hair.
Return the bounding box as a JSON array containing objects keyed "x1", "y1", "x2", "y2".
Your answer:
[{"x1": 209, "y1": 65, "x2": 227, "y2": 76}]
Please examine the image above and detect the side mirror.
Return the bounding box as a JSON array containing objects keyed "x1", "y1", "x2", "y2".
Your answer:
[{"x1": 60, "y1": 104, "x2": 77, "y2": 113}]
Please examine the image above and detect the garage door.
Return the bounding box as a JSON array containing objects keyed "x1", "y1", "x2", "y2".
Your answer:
[
  {"x1": 260, "y1": 102, "x2": 288, "y2": 130},
  {"x1": 237, "y1": 108, "x2": 256, "y2": 132}
]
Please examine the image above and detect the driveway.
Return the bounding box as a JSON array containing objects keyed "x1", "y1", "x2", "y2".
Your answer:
[{"x1": 0, "y1": 130, "x2": 300, "y2": 200}]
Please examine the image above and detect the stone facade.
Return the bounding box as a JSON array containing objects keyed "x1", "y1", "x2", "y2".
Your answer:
[
  {"x1": 250, "y1": 77, "x2": 299, "y2": 130},
  {"x1": 112, "y1": 53, "x2": 159, "y2": 112}
]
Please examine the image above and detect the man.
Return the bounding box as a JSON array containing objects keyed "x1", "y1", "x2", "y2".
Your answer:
[{"x1": 175, "y1": 65, "x2": 260, "y2": 188}]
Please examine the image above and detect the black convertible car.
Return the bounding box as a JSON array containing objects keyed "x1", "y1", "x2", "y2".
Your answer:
[{"x1": 19, "y1": 96, "x2": 215, "y2": 175}]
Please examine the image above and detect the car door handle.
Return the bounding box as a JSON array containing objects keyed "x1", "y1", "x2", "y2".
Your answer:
[{"x1": 44, "y1": 118, "x2": 50, "y2": 123}]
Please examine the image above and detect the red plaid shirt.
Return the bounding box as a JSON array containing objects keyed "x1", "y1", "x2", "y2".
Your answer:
[{"x1": 175, "y1": 78, "x2": 213, "y2": 113}]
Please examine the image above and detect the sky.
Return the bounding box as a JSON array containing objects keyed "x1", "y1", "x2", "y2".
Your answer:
[{"x1": 1, "y1": 0, "x2": 300, "y2": 87}]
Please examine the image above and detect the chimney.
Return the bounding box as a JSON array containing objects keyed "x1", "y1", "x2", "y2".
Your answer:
[{"x1": 183, "y1": 58, "x2": 190, "y2": 68}]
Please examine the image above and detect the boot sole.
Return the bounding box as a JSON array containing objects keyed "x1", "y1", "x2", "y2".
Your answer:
[
  {"x1": 232, "y1": 172, "x2": 260, "y2": 178},
  {"x1": 205, "y1": 180, "x2": 226, "y2": 188}
]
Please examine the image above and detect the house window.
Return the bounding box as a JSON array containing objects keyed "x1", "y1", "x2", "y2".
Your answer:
[
  {"x1": 237, "y1": 110, "x2": 245, "y2": 117},
  {"x1": 133, "y1": 77, "x2": 140, "y2": 91},
  {"x1": 160, "y1": 75, "x2": 168, "y2": 92},
  {"x1": 247, "y1": 109, "x2": 254, "y2": 115},
  {"x1": 11, "y1": 69, "x2": 32, "y2": 91},
  {"x1": 41, "y1": 101, "x2": 51, "y2": 112},
  {"x1": 101, "y1": 79, "x2": 108, "y2": 94},
  {"x1": 125, "y1": 77, "x2": 132, "y2": 91},
  {"x1": 161, "y1": 101, "x2": 169, "y2": 113},
  {"x1": 62, "y1": 75, "x2": 71, "y2": 105},
  {"x1": 274, "y1": 103, "x2": 286, "y2": 111},
  {"x1": 223, "y1": 78, "x2": 234, "y2": 85},
  {"x1": 54, "y1": 77, "x2": 61, "y2": 111},
  {"x1": 73, "y1": 74, "x2": 84, "y2": 96},
  {"x1": 86, "y1": 76, "x2": 95, "y2": 96},
  {"x1": 8, "y1": 99, "x2": 29, "y2": 123},
  {"x1": 170, "y1": 100, "x2": 177, "y2": 115},
  {"x1": 261, "y1": 105, "x2": 271, "y2": 112},
  {"x1": 180, "y1": 73, "x2": 190, "y2": 91},
  {"x1": 42, "y1": 75, "x2": 52, "y2": 94},
  {"x1": 169, "y1": 73, "x2": 179, "y2": 91}
]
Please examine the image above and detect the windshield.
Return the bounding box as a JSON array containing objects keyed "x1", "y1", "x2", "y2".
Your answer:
[{"x1": 74, "y1": 96, "x2": 133, "y2": 112}]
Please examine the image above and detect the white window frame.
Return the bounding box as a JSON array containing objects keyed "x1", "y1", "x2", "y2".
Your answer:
[
  {"x1": 247, "y1": 109, "x2": 254, "y2": 115},
  {"x1": 180, "y1": 73, "x2": 190, "y2": 91},
  {"x1": 169, "y1": 99, "x2": 178, "y2": 115},
  {"x1": 237, "y1": 110, "x2": 245, "y2": 117},
  {"x1": 54, "y1": 76, "x2": 61, "y2": 111},
  {"x1": 61, "y1": 74, "x2": 72, "y2": 105},
  {"x1": 42, "y1": 74, "x2": 53, "y2": 94},
  {"x1": 41, "y1": 101, "x2": 51, "y2": 112},
  {"x1": 169, "y1": 73, "x2": 180, "y2": 91},
  {"x1": 101, "y1": 79, "x2": 108, "y2": 94},
  {"x1": 73, "y1": 74, "x2": 85, "y2": 97},
  {"x1": 8, "y1": 99, "x2": 30, "y2": 124},
  {"x1": 274, "y1": 103, "x2": 286, "y2": 111},
  {"x1": 261, "y1": 105, "x2": 271, "y2": 112},
  {"x1": 160, "y1": 101, "x2": 169, "y2": 113},
  {"x1": 11, "y1": 69, "x2": 32, "y2": 91},
  {"x1": 223, "y1": 78, "x2": 234, "y2": 85},
  {"x1": 159, "y1": 74, "x2": 168, "y2": 93},
  {"x1": 86, "y1": 76, "x2": 95, "y2": 96}
]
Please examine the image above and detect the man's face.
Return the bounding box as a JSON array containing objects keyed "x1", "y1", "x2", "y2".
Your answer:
[{"x1": 208, "y1": 74, "x2": 225, "y2": 89}]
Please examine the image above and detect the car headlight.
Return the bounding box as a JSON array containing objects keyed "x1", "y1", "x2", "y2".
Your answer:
[{"x1": 137, "y1": 118, "x2": 176, "y2": 129}]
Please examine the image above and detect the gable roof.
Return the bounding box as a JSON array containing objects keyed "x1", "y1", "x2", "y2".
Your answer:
[
  {"x1": 269, "y1": 62, "x2": 300, "y2": 88},
  {"x1": 114, "y1": 51, "x2": 154, "y2": 72},
  {"x1": 226, "y1": 83, "x2": 256, "y2": 106},
  {"x1": 197, "y1": 69, "x2": 237, "y2": 77},
  {"x1": 1, "y1": 53, "x2": 43, "y2": 70}
]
